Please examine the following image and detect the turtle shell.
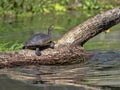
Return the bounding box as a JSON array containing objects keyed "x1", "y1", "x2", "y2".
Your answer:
[{"x1": 24, "y1": 33, "x2": 51, "y2": 47}]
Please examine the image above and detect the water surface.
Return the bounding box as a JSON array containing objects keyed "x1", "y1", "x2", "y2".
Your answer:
[{"x1": 0, "y1": 10, "x2": 120, "y2": 90}]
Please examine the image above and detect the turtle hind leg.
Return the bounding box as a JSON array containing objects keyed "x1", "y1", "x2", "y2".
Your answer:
[
  {"x1": 50, "y1": 42, "x2": 55, "y2": 49},
  {"x1": 22, "y1": 46, "x2": 27, "y2": 49},
  {"x1": 35, "y1": 48, "x2": 41, "y2": 56},
  {"x1": 22, "y1": 46, "x2": 25, "y2": 49}
]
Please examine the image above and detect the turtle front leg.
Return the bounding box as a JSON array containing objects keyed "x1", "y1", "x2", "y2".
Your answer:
[
  {"x1": 35, "y1": 48, "x2": 41, "y2": 56},
  {"x1": 50, "y1": 42, "x2": 55, "y2": 49}
]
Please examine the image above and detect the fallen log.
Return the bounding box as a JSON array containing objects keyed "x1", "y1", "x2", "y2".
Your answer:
[{"x1": 0, "y1": 6, "x2": 120, "y2": 68}]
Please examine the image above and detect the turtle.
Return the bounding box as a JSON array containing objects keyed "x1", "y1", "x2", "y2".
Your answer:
[{"x1": 23, "y1": 25, "x2": 55, "y2": 56}]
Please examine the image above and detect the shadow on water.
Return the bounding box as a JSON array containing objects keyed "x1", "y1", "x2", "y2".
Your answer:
[
  {"x1": 84, "y1": 50, "x2": 120, "y2": 90},
  {"x1": 0, "y1": 75, "x2": 86, "y2": 90},
  {"x1": 0, "y1": 74, "x2": 87, "y2": 90}
]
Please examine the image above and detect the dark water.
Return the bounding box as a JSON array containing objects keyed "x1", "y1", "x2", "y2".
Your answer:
[
  {"x1": 0, "y1": 11, "x2": 120, "y2": 90},
  {"x1": 0, "y1": 74, "x2": 86, "y2": 90}
]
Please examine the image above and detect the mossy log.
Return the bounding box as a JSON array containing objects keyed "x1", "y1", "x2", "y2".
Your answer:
[{"x1": 0, "y1": 7, "x2": 120, "y2": 68}]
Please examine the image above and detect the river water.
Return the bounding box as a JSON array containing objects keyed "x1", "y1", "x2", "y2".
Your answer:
[{"x1": 0, "y1": 11, "x2": 120, "y2": 90}]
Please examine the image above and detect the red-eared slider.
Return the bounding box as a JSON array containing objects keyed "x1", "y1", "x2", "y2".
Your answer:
[{"x1": 23, "y1": 25, "x2": 55, "y2": 56}]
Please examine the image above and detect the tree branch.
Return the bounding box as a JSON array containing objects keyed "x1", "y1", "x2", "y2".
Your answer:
[
  {"x1": 56, "y1": 6, "x2": 120, "y2": 47},
  {"x1": 0, "y1": 7, "x2": 120, "y2": 68}
]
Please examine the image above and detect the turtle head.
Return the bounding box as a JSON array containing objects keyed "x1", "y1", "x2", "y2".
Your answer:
[{"x1": 48, "y1": 25, "x2": 54, "y2": 36}]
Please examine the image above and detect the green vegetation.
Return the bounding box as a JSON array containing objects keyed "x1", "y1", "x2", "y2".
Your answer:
[
  {"x1": 81, "y1": 0, "x2": 114, "y2": 10},
  {"x1": 0, "y1": 42, "x2": 23, "y2": 51},
  {"x1": 0, "y1": 0, "x2": 118, "y2": 17}
]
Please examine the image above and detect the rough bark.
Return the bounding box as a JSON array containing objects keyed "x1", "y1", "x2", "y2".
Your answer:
[
  {"x1": 56, "y1": 6, "x2": 120, "y2": 47},
  {"x1": 0, "y1": 6, "x2": 120, "y2": 68}
]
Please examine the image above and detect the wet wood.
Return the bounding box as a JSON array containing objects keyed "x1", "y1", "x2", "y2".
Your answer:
[
  {"x1": 0, "y1": 6, "x2": 120, "y2": 68},
  {"x1": 0, "y1": 45, "x2": 93, "y2": 68}
]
